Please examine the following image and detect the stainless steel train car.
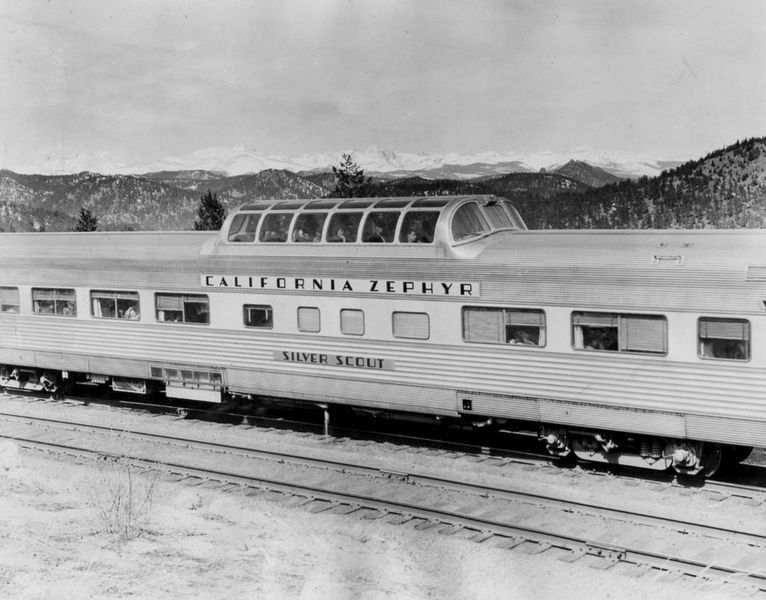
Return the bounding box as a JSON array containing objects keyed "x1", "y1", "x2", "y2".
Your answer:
[{"x1": 1, "y1": 194, "x2": 764, "y2": 476}]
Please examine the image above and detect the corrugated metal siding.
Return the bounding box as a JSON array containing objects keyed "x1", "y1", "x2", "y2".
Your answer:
[
  {"x1": 227, "y1": 368, "x2": 457, "y2": 415},
  {"x1": 1, "y1": 316, "x2": 764, "y2": 431},
  {"x1": 746, "y1": 266, "x2": 766, "y2": 281},
  {"x1": 686, "y1": 414, "x2": 765, "y2": 443},
  {"x1": 538, "y1": 400, "x2": 687, "y2": 438}
]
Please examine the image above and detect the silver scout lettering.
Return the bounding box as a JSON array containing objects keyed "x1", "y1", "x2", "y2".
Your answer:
[
  {"x1": 276, "y1": 351, "x2": 394, "y2": 371},
  {"x1": 203, "y1": 275, "x2": 478, "y2": 297}
]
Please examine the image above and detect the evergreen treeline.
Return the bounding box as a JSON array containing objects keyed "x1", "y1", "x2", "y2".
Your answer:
[
  {"x1": 368, "y1": 172, "x2": 589, "y2": 205},
  {"x1": 512, "y1": 137, "x2": 766, "y2": 229}
]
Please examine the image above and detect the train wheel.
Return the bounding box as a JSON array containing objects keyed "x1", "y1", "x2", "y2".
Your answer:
[
  {"x1": 700, "y1": 443, "x2": 723, "y2": 477},
  {"x1": 718, "y1": 445, "x2": 754, "y2": 473},
  {"x1": 728, "y1": 445, "x2": 753, "y2": 464}
]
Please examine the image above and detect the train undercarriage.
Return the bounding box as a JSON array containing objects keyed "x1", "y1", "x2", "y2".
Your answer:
[
  {"x1": 0, "y1": 363, "x2": 754, "y2": 478},
  {"x1": 540, "y1": 426, "x2": 752, "y2": 477}
]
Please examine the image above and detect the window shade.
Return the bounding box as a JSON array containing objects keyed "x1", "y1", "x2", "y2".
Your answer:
[{"x1": 393, "y1": 312, "x2": 429, "y2": 339}]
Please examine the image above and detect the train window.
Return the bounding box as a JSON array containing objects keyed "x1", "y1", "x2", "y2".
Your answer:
[
  {"x1": 32, "y1": 288, "x2": 76, "y2": 316},
  {"x1": 0, "y1": 287, "x2": 19, "y2": 313},
  {"x1": 292, "y1": 213, "x2": 327, "y2": 243},
  {"x1": 502, "y1": 200, "x2": 527, "y2": 229},
  {"x1": 452, "y1": 203, "x2": 490, "y2": 242},
  {"x1": 91, "y1": 290, "x2": 140, "y2": 320},
  {"x1": 272, "y1": 201, "x2": 306, "y2": 210},
  {"x1": 326, "y1": 212, "x2": 363, "y2": 243},
  {"x1": 482, "y1": 201, "x2": 513, "y2": 229},
  {"x1": 259, "y1": 213, "x2": 294, "y2": 243},
  {"x1": 698, "y1": 318, "x2": 750, "y2": 361},
  {"x1": 361, "y1": 211, "x2": 400, "y2": 243},
  {"x1": 243, "y1": 304, "x2": 273, "y2": 329},
  {"x1": 340, "y1": 309, "x2": 365, "y2": 335},
  {"x1": 240, "y1": 202, "x2": 272, "y2": 210},
  {"x1": 155, "y1": 294, "x2": 209, "y2": 324},
  {"x1": 462, "y1": 307, "x2": 545, "y2": 346},
  {"x1": 228, "y1": 213, "x2": 261, "y2": 242},
  {"x1": 399, "y1": 211, "x2": 439, "y2": 243},
  {"x1": 411, "y1": 198, "x2": 450, "y2": 208},
  {"x1": 374, "y1": 198, "x2": 412, "y2": 208},
  {"x1": 392, "y1": 311, "x2": 430, "y2": 340},
  {"x1": 572, "y1": 312, "x2": 667, "y2": 354},
  {"x1": 339, "y1": 199, "x2": 375, "y2": 209},
  {"x1": 297, "y1": 307, "x2": 321, "y2": 332},
  {"x1": 305, "y1": 200, "x2": 339, "y2": 210}
]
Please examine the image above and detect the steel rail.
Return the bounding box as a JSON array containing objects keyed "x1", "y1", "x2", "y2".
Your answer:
[
  {"x1": 2, "y1": 412, "x2": 766, "y2": 592},
  {"x1": 10, "y1": 434, "x2": 766, "y2": 591},
  {"x1": 11, "y1": 391, "x2": 766, "y2": 490},
  {"x1": 1, "y1": 407, "x2": 766, "y2": 542}
]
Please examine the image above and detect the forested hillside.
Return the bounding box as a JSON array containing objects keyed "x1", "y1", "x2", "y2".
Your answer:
[
  {"x1": 0, "y1": 169, "x2": 325, "y2": 231},
  {"x1": 515, "y1": 137, "x2": 766, "y2": 229},
  {"x1": 369, "y1": 172, "x2": 589, "y2": 199},
  {"x1": 552, "y1": 160, "x2": 622, "y2": 187},
  {"x1": 0, "y1": 138, "x2": 764, "y2": 231}
]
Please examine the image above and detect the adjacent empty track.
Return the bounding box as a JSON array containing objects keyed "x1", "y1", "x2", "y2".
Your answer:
[{"x1": 1, "y1": 404, "x2": 766, "y2": 596}]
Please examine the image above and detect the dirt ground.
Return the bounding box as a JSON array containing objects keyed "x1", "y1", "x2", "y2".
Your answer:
[{"x1": 0, "y1": 440, "x2": 751, "y2": 600}]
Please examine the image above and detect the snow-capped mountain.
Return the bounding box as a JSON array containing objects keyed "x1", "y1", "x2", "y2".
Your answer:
[
  {"x1": 9, "y1": 146, "x2": 683, "y2": 180},
  {"x1": 123, "y1": 145, "x2": 681, "y2": 180}
]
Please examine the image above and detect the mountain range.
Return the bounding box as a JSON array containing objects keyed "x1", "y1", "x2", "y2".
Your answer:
[
  {"x1": 0, "y1": 159, "x2": 618, "y2": 231},
  {"x1": 118, "y1": 145, "x2": 681, "y2": 181},
  {"x1": 0, "y1": 138, "x2": 763, "y2": 231},
  {"x1": 10, "y1": 145, "x2": 682, "y2": 181}
]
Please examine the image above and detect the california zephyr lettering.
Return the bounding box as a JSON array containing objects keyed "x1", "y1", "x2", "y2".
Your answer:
[{"x1": 202, "y1": 275, "x2": 479, "y2": 297}]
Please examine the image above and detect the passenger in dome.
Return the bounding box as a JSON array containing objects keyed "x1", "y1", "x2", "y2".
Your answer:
[
  {"x1": 330, "y1": 227, "x2": 347, "y2": 242},
  {"x1": 293, "y1": 228, "x2": 310, "y2": 242},
  {"x1": 366, "y1": 223, "x2": 385, "y2": 243}
]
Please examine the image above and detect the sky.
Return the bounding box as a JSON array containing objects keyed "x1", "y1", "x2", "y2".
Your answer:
[{"x1": 1, "y1": 0, "x2": 765, "y2": 173}]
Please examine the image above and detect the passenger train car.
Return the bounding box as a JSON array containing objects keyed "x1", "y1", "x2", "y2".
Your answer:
[{"x1": 1, "y1": 195, "x2": 764, "y2": 476}]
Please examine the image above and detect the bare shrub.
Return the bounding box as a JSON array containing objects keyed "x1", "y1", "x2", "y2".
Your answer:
[{"x1": 90, "y1": 456, "x2": 157, "y2": 541}]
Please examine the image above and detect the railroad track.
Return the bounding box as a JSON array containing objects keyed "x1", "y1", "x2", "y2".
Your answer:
[
  {"x1": 1, "y1": 406, "x2": 766, "y2": 596},
  {"x1": 13, "y1": 389, "x2": 766, "y2": 490},
  {"x1": 11, "y1": 387, "x2": 560, "y2": 462},
  {"x1": 7, "y1": 390, "x2": 766, "y2": 495}
]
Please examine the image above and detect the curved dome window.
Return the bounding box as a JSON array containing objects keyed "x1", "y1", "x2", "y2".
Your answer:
[
  {"x1": 227, "y1": 213, "x2": 261, "y2": 242},
  {"x1": 259, "y1": 213, "x2": 294, "y2": 243},
  {"x1": 399, "y1": 211, "x2": 439, "y2": 243},
  {"x1": 292, "y1": 212, "x2": 328, "y2": 243},
  {"x1": 451, "y1": 202, "x2": 490, "y2": 242},
  {"x1": 482, "y1": 201, "x2": 512, "y2": 228},
  {"x1": 361, "y1": 211, "x2": 400, "y2": 243},
  {"x1": 326, "y1": 212, "x2": 363, "y2": 243}
]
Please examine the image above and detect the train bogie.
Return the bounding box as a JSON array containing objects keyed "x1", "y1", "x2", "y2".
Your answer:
[
  {"x1": 0, "y1": 366, "x2": 59, "y2": 394},
  {"x1": 541, "y1": 426, "x2": 735, "y2": 476}
]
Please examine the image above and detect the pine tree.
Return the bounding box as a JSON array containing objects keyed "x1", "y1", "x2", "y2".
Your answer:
[
  {"x1": 331, "y1": 153, "x2": 372, "y2": 198},
  {"x1": 193, "y1": 190, "x2": 226, "y2": 231},
  {"x1": 73, "y1": 206, "x2": 99, "y2": 232}
]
